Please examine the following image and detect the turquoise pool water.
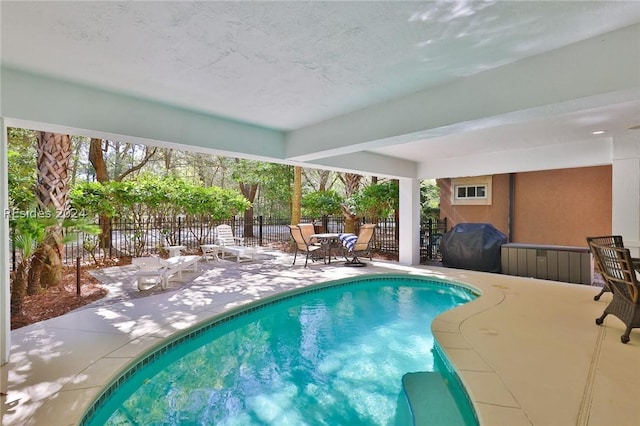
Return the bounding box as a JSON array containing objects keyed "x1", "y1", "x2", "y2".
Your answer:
[{"x1": 83, "y1": 276, "x2": 478, "y2": 425}]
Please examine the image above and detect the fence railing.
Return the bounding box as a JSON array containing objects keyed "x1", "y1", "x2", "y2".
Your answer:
[{"x1": 11, "y1": 216, "x2": 446, "y2": 269}]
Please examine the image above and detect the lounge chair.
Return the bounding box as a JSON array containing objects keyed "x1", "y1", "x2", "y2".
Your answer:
[
  {"x1": 588, "y1": 240, "x2": 640, "y2": 343},
  {"x1": 214, "y1": 224, "x2": 256, "y2": 263},
  {"x1": 587, "y1": 236, "x2": 640, "y2": 300},
  {"x1": 340, "y1": 223, "x2": 376, "y2": 267},
  {"x1": 288, "y1": 225, "x2": 322, "y2": 267},
  {"x1": 132, "y1": 255, "x2": 200, "y2": 290}
]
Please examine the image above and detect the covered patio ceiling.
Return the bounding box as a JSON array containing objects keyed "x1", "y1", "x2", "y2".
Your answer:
[{"x1": 1, "y1": 1, "x2": 639, "y2": 179}]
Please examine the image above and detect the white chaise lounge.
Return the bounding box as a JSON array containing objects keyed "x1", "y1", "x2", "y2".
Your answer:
[
  {"x1": 132, "y1": 255, "x2": 200, "y2": 290},
  {"x1": 215, "y1": 224, "x2": 256, "y2": 263}
]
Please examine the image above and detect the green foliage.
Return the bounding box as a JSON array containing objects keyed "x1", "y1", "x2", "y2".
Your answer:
[
  {"x1": 10, "y1": 207, "x2": 100, "y2": 308},
  {"x1": 69, "y1": 182, "x2": 117, "y2": 217},
  {"x1": 231, "y1": 160, "x2": 294, "y2": 215},
  {"x1": 352, "y1": 181, "x2": 398, "y2": 221},
  {"x1": 70, "y1": 174, "x2": 250, "y2": 220},
  {"x1": 301, "y1": 190, "x2": 343, "y2": 218},
  {"x1": 420, "y1": 179, "x2": 441, "y2": 221},
  {"x1": 7, "y1": 128, "x2": 37, "y2": 210},
  {"x1": 10, "y1": 211, "x2": 55, "y2": 259},
  {"x1": 71, "y1": 175, "x2": 250, "y2": 254}
]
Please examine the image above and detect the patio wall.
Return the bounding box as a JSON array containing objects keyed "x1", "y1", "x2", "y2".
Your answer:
[{"x1": 439, "y1": 165, "x2": 612, "y2": 247}]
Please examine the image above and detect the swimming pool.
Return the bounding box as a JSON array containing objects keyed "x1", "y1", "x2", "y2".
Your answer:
[{"x1": 82, "y1": 275, "x2": 479, "y2": 425}]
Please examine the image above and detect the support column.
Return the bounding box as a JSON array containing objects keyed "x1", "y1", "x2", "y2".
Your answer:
[
  {"x1": 1, "y1": 117, "x2": 10, "y2": 365},
  {"x1": 398, "y1": 177, "x2": 421, "y2": 265},
  {"x1": 612, "y1": 131, "x2": 640, "y2": 257}
]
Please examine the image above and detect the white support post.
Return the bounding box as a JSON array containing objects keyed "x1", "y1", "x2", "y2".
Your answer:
[
  {"x1": 612, "y1": 131, "x2": 640, "y2": 257},
  {"x1": 1, "y1": 117, "x2": 10, "y2": 365},
  {"x1": 398, "y1": 177, "x2": 421, "y2": 265}
]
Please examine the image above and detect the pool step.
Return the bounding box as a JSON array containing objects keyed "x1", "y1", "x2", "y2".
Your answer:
[{"x1": 402, "y1": 372, "x2": 467, "y2": 426}]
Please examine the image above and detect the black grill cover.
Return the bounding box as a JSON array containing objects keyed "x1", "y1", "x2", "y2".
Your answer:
[{"x1": 441, "y1": 223, "x2": 507, "y2": 273}]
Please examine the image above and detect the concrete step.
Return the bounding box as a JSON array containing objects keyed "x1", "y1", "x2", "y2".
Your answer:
[{"x1": 402, "y1": 371, "x2": 468, "y2": 426}]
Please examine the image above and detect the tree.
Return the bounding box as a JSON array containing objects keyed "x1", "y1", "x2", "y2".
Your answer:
[
  {"x1": 231, "y1": 160, "x2": 293, "y2": 236},
  {"x1": 70, "y1": 175, "x2": 250, "y2": 255},
  {"x1": 302, "y1": 169, "x2": 338, "y2": 192},
  {"x1": 10, "y1": 208, "x2": 100, "y2": 313},
  {"x1": 291, "y1": 166, "x2": 302, "y2": 225},
  {"x1": 338, "y1": 173, "x2": 363, "y2": 233},
  {"x1": 353, "y1": 181, "x2": 398, "y2": 223},
  {"x1": 88, "y1": 138, "x2": 157, "y2": 251},
  {"x1": 10, "y1": 212, "x2": 52, "y2": 313},
  {"x1": 34, "y1": 132, "x2": 73, "y2": 287},
  {"x1": 301, "y1": 190, "x2": 343, "y2": 232},
  {"x1": 421, "y1": 179, "x2": 440, "y2": 222}
]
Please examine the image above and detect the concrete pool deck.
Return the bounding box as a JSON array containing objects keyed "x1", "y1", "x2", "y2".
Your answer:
[{"x1": 1, "y1": 248, "x2": 639, "y2": 425}]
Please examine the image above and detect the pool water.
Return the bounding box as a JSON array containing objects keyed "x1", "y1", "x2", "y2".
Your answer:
[{"x1": 85, "y1": 276, "x2": 478, "y2": 425}]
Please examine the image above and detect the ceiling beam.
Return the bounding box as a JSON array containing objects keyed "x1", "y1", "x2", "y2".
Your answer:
[
  {"x1": 285, "y1": 24, "x2": 639, "y2": 162},
  {"x1": 1, "y1": 67, "x2": 285, "y2": 160}
]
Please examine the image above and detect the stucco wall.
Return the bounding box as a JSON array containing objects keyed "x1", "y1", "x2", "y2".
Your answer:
[
  {"x1": 513, "y1": 166, "x2": 612, "y2": 246},
  {"x1": 439, "y1": 174, "x2": 511, "y2": 237},
  {"x1": 439, "y1": 166, "x2": 612, "y2": 247}
]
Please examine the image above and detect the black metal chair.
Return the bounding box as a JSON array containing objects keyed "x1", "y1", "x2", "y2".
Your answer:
[{"x1": 588, "y1": 240, "x2": 640, "y2": 343}]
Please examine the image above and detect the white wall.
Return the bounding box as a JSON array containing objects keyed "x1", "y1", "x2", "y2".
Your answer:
[
  {"x1": 1, "y1": 117, "x2": 10, "y2": 365},
  {"x1": 612, "y1": 131, "x2": 640, "y2": 256},
  {"x1": 398, "y1": 178, "x2": 421, "y2": 265}
]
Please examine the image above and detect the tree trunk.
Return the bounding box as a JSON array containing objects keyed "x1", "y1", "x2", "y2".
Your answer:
[
  {"x1": 341, "y1": 173, "x2": 362, "y2": 198},
  {"x1": 39, "y1": 243, "x2": 63, "y2": 287},
  {"x1": 89, "y1": 138, "x2": 109, "y2": 181},
  {"x1": 27, "y1": 245, "x2": 47, "y2": 295},
  {"x1": 239, "y1": 183, "x2": 258, "y2": 237},
  {"x1": 89, "y1": 138, "x2": 112, "y2": 251},
  {"x1": 36, "y1": 132, "x2": 72, "y2": 213},
  {"x1": 243, "y1": 207, "x2": 254, "y2": 237},
  {"x1": 35, "y1": 132, "x2": 72, "y2": 288},
  {"x1": 341, "y1": 204, "x2": 358, "y2": 233},
  {"x1": 11, "y1": 261, "x2": 29, "y2": 315},
  {"x1": 340, "y1": 172, "x2": 362, "y2": 231},
  {"x1": 291, "y1": 166, "x2": 302, "y2": 225}
]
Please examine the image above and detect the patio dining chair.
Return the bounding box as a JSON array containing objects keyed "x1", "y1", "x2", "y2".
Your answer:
[
  {"x1": 588, "y1": 241, "x2": 640, "y2": 343},
  {"x1": 341, "y1": 223, "x2": 376, "y2": 267},
  {"x1": 587, "y1": 236, "x2": 640, "y2": 300},
  {"x1": 288, "y1": 225, "x2": 322, "y2": 267},
  {"x1": 297, "y1": 223, "x2": 320, "y2": 246}
]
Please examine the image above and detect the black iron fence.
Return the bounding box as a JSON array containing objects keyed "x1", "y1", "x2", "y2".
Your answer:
[{"x1": 11, "y1": 216, "x2": 446, "y2": 269}]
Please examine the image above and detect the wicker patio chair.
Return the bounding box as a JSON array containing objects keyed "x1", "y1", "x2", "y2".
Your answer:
[
  {"x1": 588, "y1": 241, "x2": 640, "y2": 343},
  {"x1": 587, "y1": 236, "x2": 624, "y2": 300},
  {"x1": 587, "y1": 236, "x2": 640, "y2": 300},
  {"x1": 288, "y1": 225, "x2": 322, "y2": 267}
]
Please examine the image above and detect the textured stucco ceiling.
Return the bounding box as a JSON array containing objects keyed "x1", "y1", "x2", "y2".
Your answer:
[{"x1": 1, "y1": 1, "x2": 639, "y2": 177}]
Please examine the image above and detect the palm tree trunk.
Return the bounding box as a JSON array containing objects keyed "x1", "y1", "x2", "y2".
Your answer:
[
  {"x1": 35, "y1": 132, "x2": 72, "y2": 288},
  {"x1": 11, "y1": 261, "x2": 29, "y2": 315},
  {"x1": 36, "y1": 132, "x2": 72, "y2": 213}
]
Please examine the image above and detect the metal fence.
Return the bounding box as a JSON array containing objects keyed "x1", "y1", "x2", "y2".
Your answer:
[{"x1": 12, "y1": 216, "x2": 446, "y2": 269}]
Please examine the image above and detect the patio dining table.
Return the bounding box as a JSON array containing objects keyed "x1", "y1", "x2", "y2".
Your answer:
[{"x1": 311, "y1": 233, "x2": 342, "y2": 264}]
